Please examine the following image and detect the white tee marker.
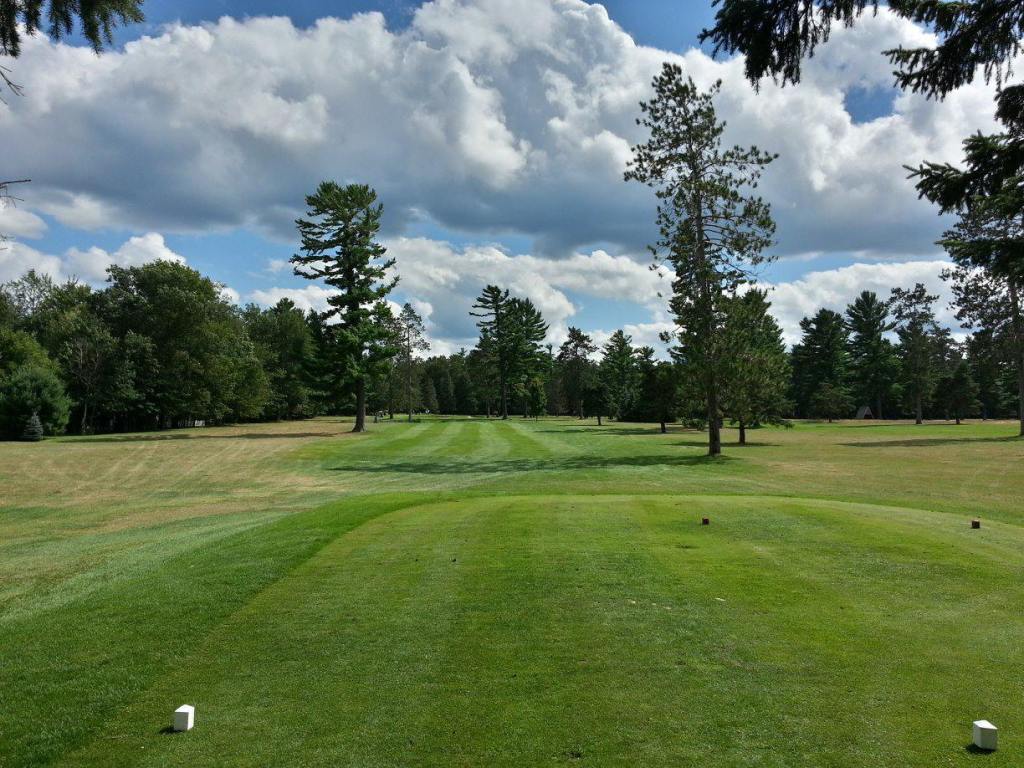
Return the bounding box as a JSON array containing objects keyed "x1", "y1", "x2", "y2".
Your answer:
[
  {"x1": 972, "y1": 720, "x2": 997, "y2": 751},
  {"x1": 173, "y1": 704, "x2": 195, "y2": 732}
]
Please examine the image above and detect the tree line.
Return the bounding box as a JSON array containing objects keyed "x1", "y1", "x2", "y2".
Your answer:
[{"x1": 392, "y1": 281, "x2": 1019, "y2": 433}]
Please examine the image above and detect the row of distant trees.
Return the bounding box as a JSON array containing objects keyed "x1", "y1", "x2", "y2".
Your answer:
[
  {"x1": 791, "y1": 286, "x2": 1019, "y2": 425},
  {"x1": 394, "y1": 282, "x2": 1018, "y2": 432},
  {"x1": 0, "y1": 265, "x2": 311, "y2": 438},
  {"x1": 1, "y1": 250, "x2": 1015, "y2": 443}
]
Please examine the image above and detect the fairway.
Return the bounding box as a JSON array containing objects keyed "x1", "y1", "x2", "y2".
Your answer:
[{"x1": 2, "y1": 418, "x2": 1023, "y2": 766}]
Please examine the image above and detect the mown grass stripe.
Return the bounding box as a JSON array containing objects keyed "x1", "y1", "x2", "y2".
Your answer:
[{"x1": 0, "y1": 493, "x2": 421, "y2": 768}]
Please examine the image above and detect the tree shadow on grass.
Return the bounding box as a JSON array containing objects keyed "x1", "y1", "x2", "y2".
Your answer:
[
  {"x1": 670, "y1": 439, "x2": 780, "y2": 448},
  {"x1": 535, "y1": 425, "x2": 782, "y2": 447},
  {"x1": 535, "y1": 425, "x2": 682, "y2": 436},
  {"x1": 329, "y1": 452, "x2": 732, "y2": 475},
  {"x1": 60, "y1": 431, "x2": 342, "y2": 444},
  {"x1": 840, "y1": 436, "x2": 1022, "y2": 448}
]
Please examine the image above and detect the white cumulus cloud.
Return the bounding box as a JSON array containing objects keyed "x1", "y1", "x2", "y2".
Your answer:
[
  {"x1": 1, "y1": 232, "x2": 186, "y2": 284},
  {"x1": 2, "y1": 2, "x2": 1010, "y2": 259},
  {"x1": 762, "y1": 259, "x2": 956, "y2": 345}
]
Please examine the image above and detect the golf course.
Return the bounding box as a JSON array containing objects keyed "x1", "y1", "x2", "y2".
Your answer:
[{"x1": 2, "y1": 417, "x2": 1022, "y2": 766}]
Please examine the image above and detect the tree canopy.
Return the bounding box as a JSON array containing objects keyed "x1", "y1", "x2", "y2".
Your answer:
[
  {"x1": 626, "y1": 63, "x2": 777, "y2": 455},
  {"x1": 292, "y1": 181, "x2": 397, "y2": 433},
  {"x1": 1, "y1": 0, "x2": 143, "y2": 57},
  {"x1": 700, "y1": 1, "x2": 1024, "y2": 123}
]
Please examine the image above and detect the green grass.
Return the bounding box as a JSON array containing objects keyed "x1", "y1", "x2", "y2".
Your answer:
[{"x1": 1, "y1": 417, "x2": 1022, "y2": 766}]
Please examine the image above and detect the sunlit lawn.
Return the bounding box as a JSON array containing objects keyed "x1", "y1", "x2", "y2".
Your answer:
[{"x1": 1, "y1": 416, "x2": 1022, "y2": 766}]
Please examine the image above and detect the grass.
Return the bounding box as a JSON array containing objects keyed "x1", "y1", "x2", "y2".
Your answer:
[{"x1": 1, "y1": 416, "x2": 1022, "y2": 766}]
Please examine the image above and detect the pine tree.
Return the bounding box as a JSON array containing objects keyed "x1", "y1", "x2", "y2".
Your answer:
[
  {"x1": 891, "y1": 284, "x2": 951, "y2": 424},
  {"x1": 626, "y1": 64, "x2": 776, "y2": 456},
  {"x1": 600, "y1": 330, "x2": 640, "y2": 421},
  {"x1": 525, "y1": 376, "x2": 547, "y2": 419},
  {"x1": 719, "y1": 289, "x2": 791, "y2": 443},
  {"x1": 582, "y1": 378, "x2": 609, "y2": 426},
  {"x1": 910, "y1": 126, "x2": 1024, "y2": 436},
  {"x1": 1, "y1": 1, "x2": 143, "y2": 95},
  {"x1": 394, "y1": 303, "x2": 429, "y2": 422},
  {"x1": 20, "y1": 411, "x2": 43, "y2": 442},
  {"x1": 845, "y1": 290, "x2": 898, "y2": 418},
  {"x1": 645, "y1": 359, "x2": 682, "y2": 434},
  {"x1": 471, "y1": 286, "x2": 511, "y2": 419},
  {"x1": 966, "y1": 330, "x2": 1006, "y2": 419},
  {"x1": 292, "y1": 182, "x2": 397, "y2": 433},
  {"x1": 790, "y1": 309, "x2": 850, "y2": 419},
  {"x1": 557, "y1": 327, "x2": 598, "y2": 419},
  {"x1": 810, "y1": 382, "x2": 853, "y2": 423},
  {"x1": 505, "y1": 297, "x2": 549, "y2": 416},
  {"x1": 938, "y1": 358, "x2": 981, "y2": 425},
  {"x1": 420, "y1": 373, "x2": 438, "y2": 414}
]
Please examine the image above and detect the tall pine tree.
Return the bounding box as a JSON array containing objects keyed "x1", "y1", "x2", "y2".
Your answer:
[
  {"x1": 626, "y1": 64, "x2": 776, "y2": 455},
  {"x1": 557, "y1": 327, "x2": 598, "y2": 419},
  {"x1": 292, "y1": 182, "x2": 397, "y2": 433},
  {"x1": 471, "y1": 285, "x2": 511, "y2": 419},
  {"x1": 394, "y1": 303, "x2": 429, "y2": 422},
  {"x1": 600, "y1": 330, "x2": 640, "y2": 421},
  {"x1": 791, "y1": 308, "x2": 851, "y2": 419},
  {"x1": 845, "y1": 290, "x2": 898, "y2": 418},
  {"x1": 890, "y1": 284, "x2": 950, "y2": 425},
  {"x1": 910, "y1": 125, "x2": 1024, "y2": 435}
]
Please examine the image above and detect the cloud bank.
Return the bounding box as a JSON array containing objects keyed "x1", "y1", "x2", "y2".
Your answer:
[
  {"x1": 3, "y1": 0, "x2": 1011, "y2": 352},
  {"x1": 3, "y1": 1, "x2": 1003, "y2": 256}
]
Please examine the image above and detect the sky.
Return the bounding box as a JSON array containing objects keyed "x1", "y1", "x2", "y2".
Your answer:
[{"x1": 0, "y1": 0, "x2": 1012, "y2": 353}]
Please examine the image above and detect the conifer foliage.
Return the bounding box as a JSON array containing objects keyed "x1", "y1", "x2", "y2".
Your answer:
[
  {"x1": 627, "y1": 63, "x2": 777, "y2": 455},
  {"x1": 1, "y1": 0, "x2": 143, "y2": 95},
  {"x1": 394, "y1": 303, "x2": 430, "y2": 422},
  {"x1": 700, "y1": 1, "x2": 1024, "y2": 124},
  {"x1": 20, "y1": 411, "x2": 43, "y2": 441},
  {"x1": 292, "y1": 182, "x2": 397, "y2": 433},
  {"x1": 910, "y1": 123, "x2": 1024, "y2": 436}
]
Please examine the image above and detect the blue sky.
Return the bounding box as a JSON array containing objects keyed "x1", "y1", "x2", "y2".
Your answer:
[{"x1": 3, "y1": 0, "x2": 1002, "y2": 351}]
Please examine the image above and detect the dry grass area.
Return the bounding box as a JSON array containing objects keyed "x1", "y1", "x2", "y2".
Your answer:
[
  {"x1": 0, "y1": 418, "x2": 357, "y2": 529},
  {"x1": 0, "y1": 419, "x2": 360, "y2": 620}
]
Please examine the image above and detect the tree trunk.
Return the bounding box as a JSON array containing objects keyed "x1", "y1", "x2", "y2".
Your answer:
[
  {"x1": 707, "y1": 388, "x2": 721, "y2": 456},
  {"x1": 597, "y1": 414, "x2": 603, "y2": 426},
  {"x1": 1018, "y1": 351, "x2": 1024, "y2": 437},
  {"x1": 738, "y1": 419, "x2": 746, "y2": 445},
  {"x1": 352, "y1": 378, "x2": 367, "y2": 433},
  {"x1": 695, "y1": 188, "x2": 720, "y2": 458},
  {"x1": 578, "y1": 400, "x2": 584, "y2": 419},
  {"x1": 406, "y1": 362, "x2": 414, "y2": 423},
  {"x1": 660, "y1": 420, "x2": 667, "y2": 434},
  {"x1": 499, "y1": 374, "x2": 508, "y2": 420},
  {"x1": 1011, "y1": 279, "x2": 1024, "y2": 437},
  {"x1": 955, "y1": 414, "x2": 961, "y2": 426},
  {"x1": 80, "y1": 400, "x2": 90, "y2": 435},
  {"x1": 875, "y1": 393, "x2": 882, "y2": 421},
  {"x1": 915, "y1": 393, "x2": 923, "y2": 425}
]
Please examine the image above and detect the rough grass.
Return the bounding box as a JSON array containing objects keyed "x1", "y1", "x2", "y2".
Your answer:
[{"x1": 1, "y1": 416, "x2": 1022, "y2": 766}]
